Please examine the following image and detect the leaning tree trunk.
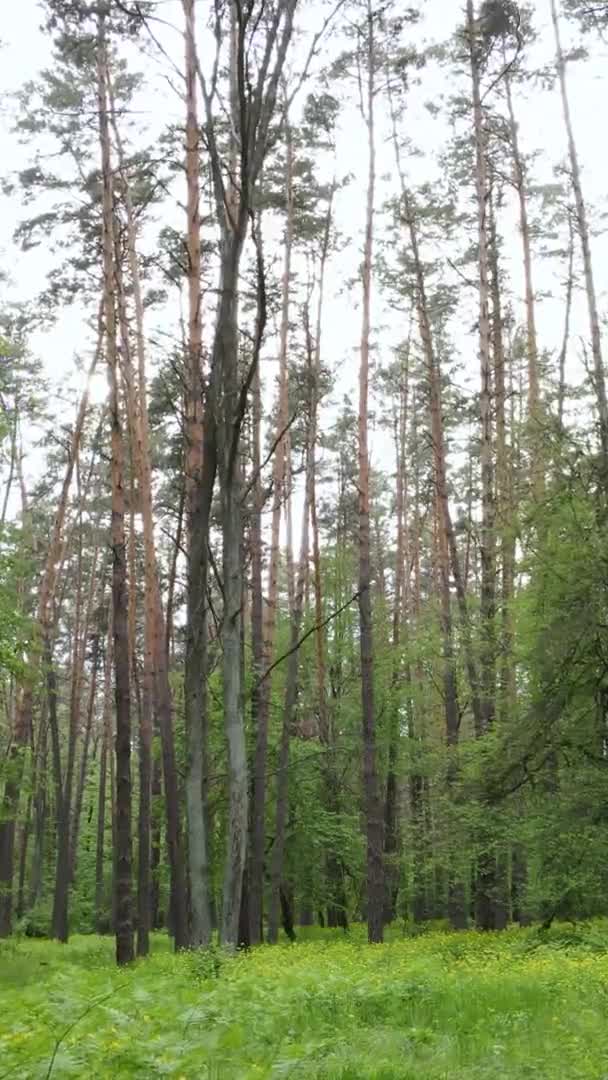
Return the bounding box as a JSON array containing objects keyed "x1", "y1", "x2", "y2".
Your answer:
[
  {"x1": 0, "y1": 348, "x2": 99, "y2": 938},
  {"x1": 551, "y1": 0, "x2": 608, "y2": 467}
]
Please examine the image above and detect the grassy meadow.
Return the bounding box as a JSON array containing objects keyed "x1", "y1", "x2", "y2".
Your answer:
[{"x1": 2, "y1": 923, "x2": 608, "y2": 1078}]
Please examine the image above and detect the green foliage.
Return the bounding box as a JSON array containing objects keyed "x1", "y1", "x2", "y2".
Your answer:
[{"x1": 3, "y1": 927, "x2": 608, "y2": 1077}]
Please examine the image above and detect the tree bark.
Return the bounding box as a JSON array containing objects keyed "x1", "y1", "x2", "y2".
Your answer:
[
  {"x1": 504, "y1": 63, "x2": 541, "y2": 481},
  {"x1": 358, "y1": 1, "x2": 384, "y2": 944},
  {"x1": 95, "y1": 615, "x2": 113, "y2": 933},
  {"x1": 181, "y1": 0, "x2": 213, "y2": 950},
  {"x1": 551, "y1": 0, "x2": 608, "y2": 466},
  {"x1": 110, "y1": 87, "x2": 188, "y2": 952},
  {"x1": 468, "y1": 2, "x2": 498, "y2": 930},
  {"x1": 249, "y1": 117, "x2": 294, "y2": 947},
  {"x1": 267, "y1": 466, "x2": 310, "y2": 944},
  {"x1": 97, "y1": 13, "x2": 133, "y2": 964}
]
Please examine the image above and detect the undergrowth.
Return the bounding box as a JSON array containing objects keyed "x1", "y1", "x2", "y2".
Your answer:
[{"x1": 2, "y1": 922, "x2": 608, "y2": 1078}]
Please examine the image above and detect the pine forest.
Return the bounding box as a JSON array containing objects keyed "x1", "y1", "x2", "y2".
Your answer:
[{"x1": 2, "y1": 1, "x2": 608, "y2": 1077}]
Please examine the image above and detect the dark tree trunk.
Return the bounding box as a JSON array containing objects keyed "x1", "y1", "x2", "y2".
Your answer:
[{"x1": 98, "y1": 13, "x2": 133, "y2": 965}]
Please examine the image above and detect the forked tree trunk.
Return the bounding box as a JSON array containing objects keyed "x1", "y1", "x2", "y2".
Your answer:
[{"x1": 191, "y1": 0, "x2": 297, "y2": 949}]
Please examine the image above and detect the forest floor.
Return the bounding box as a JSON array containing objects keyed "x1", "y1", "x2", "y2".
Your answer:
[{"x1": 2, "y1": 923, "x2": 608, "y2": 1078}]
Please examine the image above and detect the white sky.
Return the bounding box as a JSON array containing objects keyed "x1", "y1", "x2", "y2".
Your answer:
[{"x1": 1, "y1": 0, "x2": 607, "y2": 513}]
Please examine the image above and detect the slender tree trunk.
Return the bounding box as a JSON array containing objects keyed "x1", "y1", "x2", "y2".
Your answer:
[
  {"x1": 383, "y1": 346, "x2": 409, "y2": 925},
  {"x1": 0, "y1": 351, "x2": 99, "y2": 938},
  {"x1": 95, "y1": 616, "x2": 113, "y2": 933},
  {"x1": 97, "y1": 13, "x2": 133, "y2": 964},
  {"x1": 469, "y1": 3, "x2": 497, "y2": 930},
  {"x1": 181, "y1": 0, "x2": 213, "y2": 949},
  {"x1": 111, "y1": 88, "x2": 188, "y2": 952},
  {"x1": 52, "y1": 505, "x2": 99, "y2": 942},
  {"x1": 29, "y1": 709, "x2": 48, "y2": 910},
  {"x1": 219, "y1": 239, "x2": 248, "y2": 950},
  {"x1": 504, "y1": 63, "x2": 541, "y2": 482},
  {"x1": 0, "y1": 406, "x2": 19, "y2": 530},
  {"x1": 267, "y1": 471, "x2": 310, "y2": 944},
  {"x1": 165, "y1": 486, "x2": 185, "y2": 666},
  {"x1": 358, "y1": 2, "x2": 384, "y2": 943},
  {"x1": 248, "y1": 364, "x2": 265, "y2": 946},
  {"x1": 389, "y1": 90, "x2": 470, "y2": 923},
  {"x1": 249, "y1": 121, "x2": 294, "y2": 947},
  {"x1": 150, "y1": 749, "x2": 163, "y2": 929},
  {"x1": 16, "y1": 796, "x2": 32, "y2": 921},
  {"x1": 70, "y1": 626, "x2": 102, "y2": 882},
  {"x1": 558, "y1": 214, "x2": 575, "y2": 428},
  {"x1": 469, "y1": 2, "x2": 496, "y2": 741},
  {"x1": 551, "y1": 0, "x2": 608, "y2": 465}
]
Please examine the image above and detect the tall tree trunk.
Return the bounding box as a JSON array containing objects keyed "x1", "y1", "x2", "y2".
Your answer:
[
  {"x1": 218, "y1": 238, "x2": 248, "y2": 950},
  {"x1": 551, "y1": 0, "x2": 608, "y2": 466},
  {"x1": 267, "y1": 467, "x2": 310, "y2": 944},
  {"x1": 95, "y1": 615, "x2": 113, "y2": 933},
  {"x1": 558, "y1": 214, "x2": 575, "y2": 429},
  {"x1": 389, "y1": 90, "x2": 471, "y2": 924},
  {"x1": 248, "y1": 363, "x2": 265, "y2": 946},
  {"x1": 489, "y1": 188, "x2": 513, "y2": 930},
  {"x1": 383, "y1": 345, "x2": 409, "y2": 925},
  {"x1": 110, "y1": 89, "x2": 188, "y2": 952},
  {"x1": 358, "y1": 2, "x2": 384, "y2": 944},
  {"x1": 489, "y1": 190, "x2": 516, "y2": 730},
  {"x1": 249, "y1": 118, "x2": 294, "y2": 947},
  {"x1": 70, "y1": 624, "x2": 102, "y2": 882},
  {"x1": 469, "y1": 1, "x2": 496, "y2": 740},
  {"x1": 29, "y1": 708, "x2": 48, "y2": 910},
  {"x1": 468, "y1": 1, "x2": 497, "y2": 931},
  {"x1": 97, "y1": 14, "x2": 133, "y2": 965},
  {"x1": 52, "y1": 503, "x2": 99, "y2": 942},
  {"x1": 504, "y1": 63, "x2": 541, "y2": 485},
  {"x1": 181, "y1": 0, "x2": 213, "y2": 949}
]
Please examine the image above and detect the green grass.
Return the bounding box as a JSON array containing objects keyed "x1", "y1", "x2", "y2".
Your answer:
[{"x1": 2, "y1": 923, "x2": 608, "y2": 1078}]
